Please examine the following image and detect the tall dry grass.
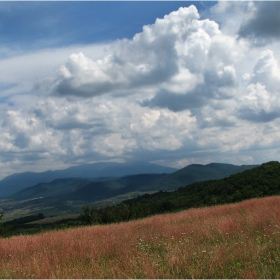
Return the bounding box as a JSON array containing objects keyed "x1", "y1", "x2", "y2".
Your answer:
[{"x1": 1, "y1": 196, "x2": 280, "y2": 278}]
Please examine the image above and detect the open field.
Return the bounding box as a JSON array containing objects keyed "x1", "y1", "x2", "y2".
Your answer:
[{"x1": 1, "y1": 196, "x2": 280, "y2": 278}]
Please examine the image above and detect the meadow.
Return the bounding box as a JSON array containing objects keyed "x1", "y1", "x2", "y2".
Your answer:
[{"x1": 1, "y1": 196, "x2": 280, "y2": 279}]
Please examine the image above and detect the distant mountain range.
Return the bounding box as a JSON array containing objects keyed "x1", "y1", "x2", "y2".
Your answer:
[
  {"x1": 0, "y1": 162, "x2": 258, "y2": 220},
  {"x1": 0, "y1": 162, "x2": 177, "y2": 198}
]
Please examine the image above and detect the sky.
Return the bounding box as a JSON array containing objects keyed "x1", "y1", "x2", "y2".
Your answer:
[{"x1": 0, "y1": 1, "x2": 280, "y2": 179}]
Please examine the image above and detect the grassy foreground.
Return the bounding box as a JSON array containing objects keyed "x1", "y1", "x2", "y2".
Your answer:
[{"x1": 1, "y1": 196, "x2": 280, "y2": 279}]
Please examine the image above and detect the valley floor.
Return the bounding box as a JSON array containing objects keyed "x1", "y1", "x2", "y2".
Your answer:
[{"x1": 1, "y1": 195, "x2": 280, "y2": 278}]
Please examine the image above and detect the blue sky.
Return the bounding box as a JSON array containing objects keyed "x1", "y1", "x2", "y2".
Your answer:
[
  {"x1": 0, "y1": 1, "x2": 280, "y2": 179},
  {"x1": 0, "y1": 2, "x2": 215, "y2": 52}
]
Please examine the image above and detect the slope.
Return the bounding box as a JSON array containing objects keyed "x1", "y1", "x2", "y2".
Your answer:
[
  {"x1": 65, "y1": 173, "x2": 168, "y2": 202},
  {"x1": 9, "y1": 178, "x2": 95, "y2": 201},
  {"x1": 1, "y1": 196, "x2": 280, "y2": 279},
  {"x1": 139, "y1": 162, "x2": 258, "y2": 191}
]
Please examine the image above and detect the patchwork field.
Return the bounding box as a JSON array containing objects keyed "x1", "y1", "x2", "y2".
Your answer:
[{"x1": 1, "y1": 196, "x2": 280, "y2": 279}]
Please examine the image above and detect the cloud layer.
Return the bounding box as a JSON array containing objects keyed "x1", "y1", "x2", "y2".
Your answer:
[{"x1": 0, "y1": 3, "x2": 280, "y2": 178}]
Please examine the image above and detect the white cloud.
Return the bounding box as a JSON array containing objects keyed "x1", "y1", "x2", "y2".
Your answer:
[
  {"x1": 129, "y1": 108, "x2": 195, "y2": 151},
  {"x1": 0, "y1": 44, "x2": 109, "y2": 110},
  {"x1": 238, "y1": 50, "x2": 280, "y2": 122},
  {"x1": 251, "y1": 50, "x2": 280, "y2": 92}
]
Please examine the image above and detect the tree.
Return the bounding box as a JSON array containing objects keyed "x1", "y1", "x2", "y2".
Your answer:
[
  {"x1": 0, "y1": 209, "x2": 7, "y2": 236},
  {"x1": 80, "y1": 205, "x2": 100, "y2": 225}
]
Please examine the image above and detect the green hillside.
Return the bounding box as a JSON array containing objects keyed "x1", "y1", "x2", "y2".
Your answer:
[
  {"x1": 124, "y1": 161, "x2": 280, "y2": 215},
  {"x1": 10, "y1": 178, "x2": 95, "y2": 201},
  {"x1": 65, "y1": 173, "x2": 167, "y2": 202}
]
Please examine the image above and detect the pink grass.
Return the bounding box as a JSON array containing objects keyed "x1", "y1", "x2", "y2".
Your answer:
[{"x1": 1, "y1": 196, "x2": 280, "y2": 278}]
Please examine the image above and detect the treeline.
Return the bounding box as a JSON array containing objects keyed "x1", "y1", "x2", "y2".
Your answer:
[
  {"x1": 0, "y1": 213, "x2": 44, "y2": 237},
  {"x1": 0, "y1": 213, "x2": 86, "y2": 237},
  {"x1": 0, "y1": 209, "x2": 6, "y2": 236},
  {"x1": 5, "y1": 213, "x2": 45, "y2": 225},
  {"x1": 79, "y1": 201, "x2": 168, "y2": 225}
]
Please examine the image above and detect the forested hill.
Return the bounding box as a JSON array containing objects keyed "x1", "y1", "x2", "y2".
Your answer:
[
  {"x1": 138, "y1": 162, "x2": 258, "y2": 191},
  {"x1": 77, "y1": 161, "x2": 280, "y2": 226},
  {"x1": 125, "y1": 161, "x2": 280, "y2": 213}
]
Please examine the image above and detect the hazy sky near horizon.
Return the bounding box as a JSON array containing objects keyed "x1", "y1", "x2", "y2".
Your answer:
[{"x1": 0, "y1": 1, "x2": 280, "y2": 179}]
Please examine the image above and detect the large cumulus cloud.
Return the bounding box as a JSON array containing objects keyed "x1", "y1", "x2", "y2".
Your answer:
[
  {"x1": 49, "y1": 6, "x2": 238, "y2": 102},
  {"x1": 52, "y1": 6, "x2": 198, "y2": 98},
  {"x1": 48, "y1": 5, "x2": 240, "y2": 118}
]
